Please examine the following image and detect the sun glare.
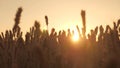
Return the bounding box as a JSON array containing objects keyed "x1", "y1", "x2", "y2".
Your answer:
[
  {"x1": 72, "y1": 29, "x2": 80, "y2": 42},
  {"x1": 72, "y1": 35, "x2": 79, "y2": 42}
]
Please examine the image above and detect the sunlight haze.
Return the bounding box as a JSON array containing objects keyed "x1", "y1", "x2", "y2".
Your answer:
[{"x1": 0, "y1": 0, "x2": 120, "y2": 35}]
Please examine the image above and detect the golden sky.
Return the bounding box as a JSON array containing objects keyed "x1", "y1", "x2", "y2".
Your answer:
[{"x1": 0, "y1": 0, "x2": 120, "y2": 35}]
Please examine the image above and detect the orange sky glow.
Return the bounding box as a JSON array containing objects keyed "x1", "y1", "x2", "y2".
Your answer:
[{"x1": 0, "y1": 0, "x2": 120, "y2": 36}]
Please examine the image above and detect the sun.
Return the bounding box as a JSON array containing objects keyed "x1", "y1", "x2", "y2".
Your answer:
[
  {"x1": 72, "y1": 35, "x2": 79, "y2": 42},
  {"x1": 72, "y1": 29, "x2": 80, "y2": 42}
]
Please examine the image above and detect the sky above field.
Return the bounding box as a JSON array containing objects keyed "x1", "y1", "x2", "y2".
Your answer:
[{"x1": 0, "y1": 0, "x2": 120, "y2": 35}]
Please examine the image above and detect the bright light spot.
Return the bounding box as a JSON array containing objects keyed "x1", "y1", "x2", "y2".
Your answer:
[
  {"x1": 72, "y1": 28, "x2": 79, "y2": 42},
  {"x1": 42, "y1": 26, "x2": 47, "y2": 31},
  {"x1": 72, "y1": 35, "x2": 79, "y2": 42}
]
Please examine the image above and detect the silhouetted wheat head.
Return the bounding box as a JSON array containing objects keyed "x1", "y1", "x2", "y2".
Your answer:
[
  {"x1": 13, "y1": 7, "x2": 23, "y2": 35},
  {"x1": 81, "y1": 10, "x2": 86, "y2": 37},
  {"x1": 45, "y1": 15, "x2": 48, "y2": 26}
]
